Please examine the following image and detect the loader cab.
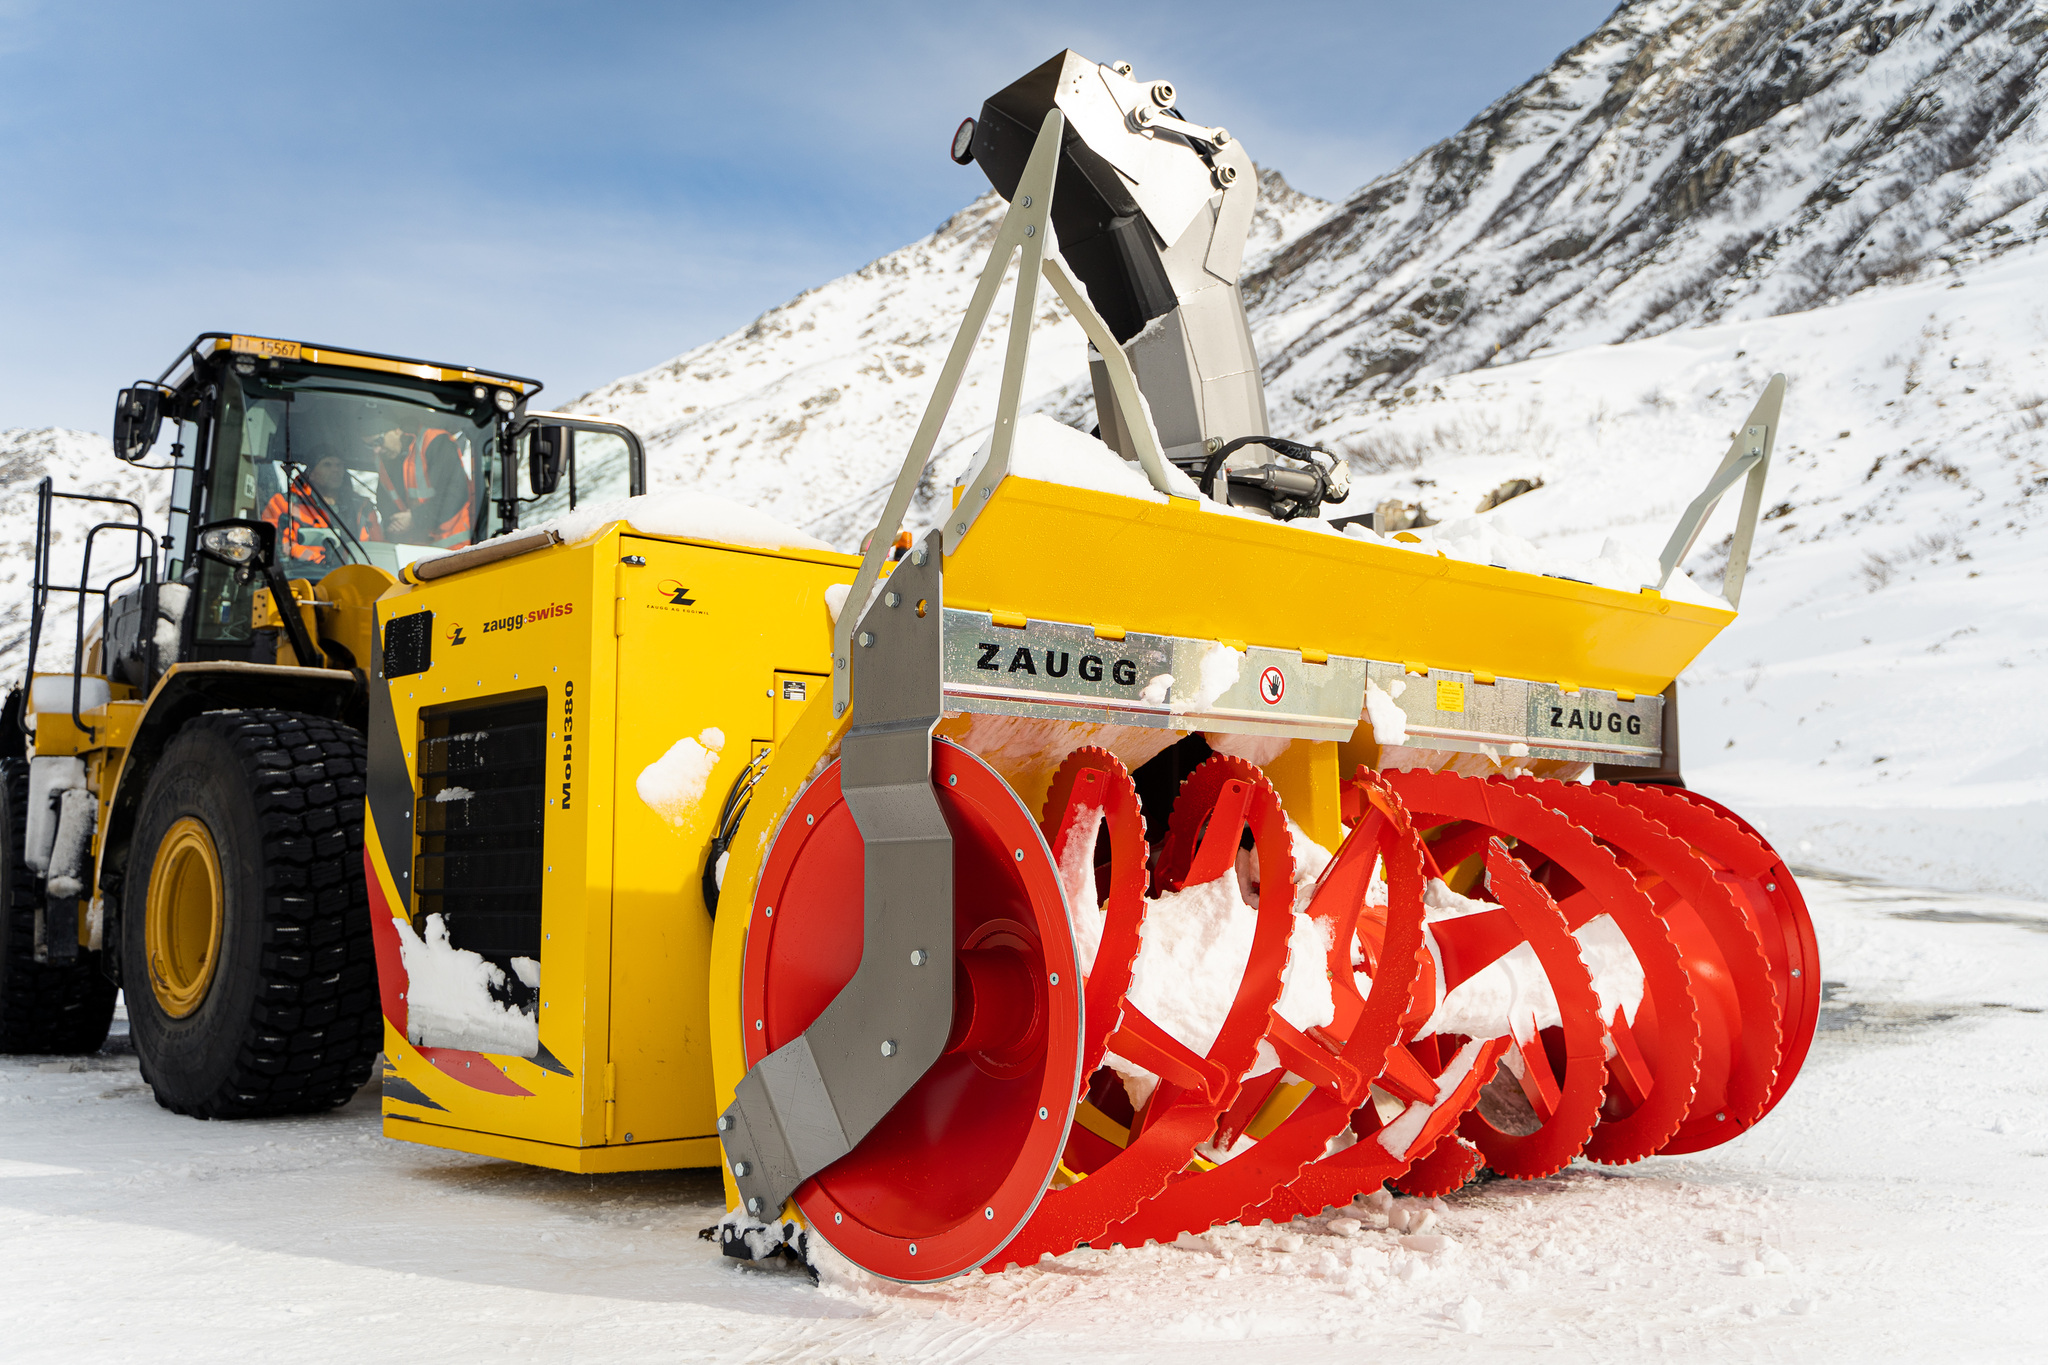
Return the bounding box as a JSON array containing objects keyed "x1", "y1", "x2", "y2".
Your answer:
[{"x1": 106, "y1": 333, "x2": 645, "y2": 688}]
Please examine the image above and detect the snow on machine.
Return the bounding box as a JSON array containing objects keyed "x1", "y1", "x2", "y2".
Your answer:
[{"x1": 359, "y1": 52, "x2": 1819, "y2": 1280}]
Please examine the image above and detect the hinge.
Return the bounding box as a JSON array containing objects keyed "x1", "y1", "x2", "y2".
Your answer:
[{"x1": 603, "y1": 1061, "x2": 618, "y2": 1140}]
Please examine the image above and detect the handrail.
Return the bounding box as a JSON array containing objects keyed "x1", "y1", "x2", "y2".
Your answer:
[{"x1": 21, "y1": 479, "x2": 156, "y2": 742}]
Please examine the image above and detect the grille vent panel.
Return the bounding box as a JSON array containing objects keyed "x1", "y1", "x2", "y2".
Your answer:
[{"x1": 414, "y1": 692, "x2": 546, "y2": 960}]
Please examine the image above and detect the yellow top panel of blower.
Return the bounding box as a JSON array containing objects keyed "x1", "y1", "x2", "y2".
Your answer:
[{"x1": 944, "y1": 477, "x2": 1734, "y2": 699}]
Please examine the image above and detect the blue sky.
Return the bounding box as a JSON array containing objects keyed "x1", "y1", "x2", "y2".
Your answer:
[{"x1": 0, "y1": 1, "x2": 1616, "y2": 434}]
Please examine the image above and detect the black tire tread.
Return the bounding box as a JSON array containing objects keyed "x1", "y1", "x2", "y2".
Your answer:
[
  {"x1": 134, "y1": 709, "x2": 379, "y2": 1118},
  {"x1": 0, "y1": 759, "x2": 117, "y2": 1055}
]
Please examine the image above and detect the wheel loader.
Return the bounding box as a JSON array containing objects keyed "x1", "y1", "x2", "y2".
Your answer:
[
  {"x1": 1, "y1": 333, "x2": 644, "y2": 1119},
  {"x1": 359, "y1": 48, "x2": 1821, "y2": 1284}
]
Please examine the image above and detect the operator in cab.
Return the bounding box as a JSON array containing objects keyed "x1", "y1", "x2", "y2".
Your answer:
[
  {"x1": 366, "y1": 418, "x2": 474, "y2": 549},
  {"x1": 263, "y1": 452, "x2": 382, "y2": 571}
]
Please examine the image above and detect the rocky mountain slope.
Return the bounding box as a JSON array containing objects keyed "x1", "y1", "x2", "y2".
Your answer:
[{"x1": 1249, "y1": 0, "x2": 2048, "y2": 433}]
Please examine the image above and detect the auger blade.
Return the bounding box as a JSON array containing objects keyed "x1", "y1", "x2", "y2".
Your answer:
[
  {"x1": 1101, "y1": 768, "x2": 1431, "y2": 1242},
  {"x1": 1038, "y1": 748, "x2": 1149, "y2": 1079},
  {"x1": 1390, "y1": 769, "x2": 1703, "y2": 1168},
  {"x1": 1523, "y1": 778, "x2": 1782, "y2": 1156},
  {"x1": 1609, "y1": 784, "x2": 1821, "y2": 1147},
  {"x1": 993, "y1": 755, "x2": 1291, "y2": 1266},
  {"x1": 1433, "y1": 840, "x2": 1611, "y2": 1179}
]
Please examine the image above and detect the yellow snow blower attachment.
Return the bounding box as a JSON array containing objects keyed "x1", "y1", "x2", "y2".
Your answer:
[{"x1": 363, "y1": 52, "x2": 1818, "y2": 1283}]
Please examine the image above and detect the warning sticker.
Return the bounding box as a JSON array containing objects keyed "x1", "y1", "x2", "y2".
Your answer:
[{"x1": 1435, "y1": 679, "x2": 1466, "y2": 713}]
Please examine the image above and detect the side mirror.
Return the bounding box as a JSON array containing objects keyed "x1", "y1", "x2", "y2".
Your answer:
[
  {"x1": 529, "y1": 424, "x2": 572, "y2": 496},
  {"x1": 113, "y1": 386, "x2": 164, "y2": 462},
  {"x1": 196, "y1": 519, "x2": 278, "y2": 583}
]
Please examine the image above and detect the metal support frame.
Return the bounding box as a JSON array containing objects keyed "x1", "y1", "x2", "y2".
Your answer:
[
  {"x1": 721, "y1": 534, "x2": 955, "y2": 1220},
  {"x1": 832, "y1": 108, "x2": 1179, "y2": 721},
  {"x1": 1653, "y1": 374, "x2": 1785, "y2": 608}
]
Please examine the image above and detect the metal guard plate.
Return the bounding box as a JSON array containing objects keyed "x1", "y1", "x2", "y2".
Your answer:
[
  {"x1": 1365, "y1": 662, "x2": 1663, "y2": 766},
  {"x1": 941, "y1": 609, "x2": 1365, "y2": 741}
]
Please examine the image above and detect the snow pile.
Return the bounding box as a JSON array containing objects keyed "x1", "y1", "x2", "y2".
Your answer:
[
  {"x1": 635, "y1": 728, "x2": 726, "y2": 828},
  {"x1": 985, "y1": 414, "x2": 1159, "y2": 502},
  {"x1": 1112, "y1": 867, "x2": 1334, "y2": 1108},
  {"x1": 1053, "y1": 799, "x2": 1108, "y2": 977},
  {"x1": 1364, "y1": 677, "x2": 1409, "y2": 745},
  {"x1": 394, "y1": 913, "x2": 538, "y2": 1057},
  {"x1": 1417, "y1": 879, "x2": 1645, "y2": 1043}
]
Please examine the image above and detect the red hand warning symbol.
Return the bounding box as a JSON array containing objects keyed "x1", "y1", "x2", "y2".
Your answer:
[{"x1": 1258, "y1": 666, "x2": 1285, "y2": 705}]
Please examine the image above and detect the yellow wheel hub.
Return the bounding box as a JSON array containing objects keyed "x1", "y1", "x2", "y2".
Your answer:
[{"x1": 146, "y1": 817, "x2": 223, "y2": 1018}]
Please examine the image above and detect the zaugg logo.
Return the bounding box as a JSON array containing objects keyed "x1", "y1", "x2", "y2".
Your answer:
[
  {"x1": 447, "y1": 623, "x2": 467, "y2": 646},
  {"x1": 657, "y1": 580, "x2": 697, "y2": 606},
  {"x1": 1548, "y1": 706, "x2": 1645, "y2": 737},
  {"x1": 481, "y1": 601, "x2": 574, "y2": 636},
  {"x1": 976, "y1": 642, "x2": 1139, "y2": 686}
]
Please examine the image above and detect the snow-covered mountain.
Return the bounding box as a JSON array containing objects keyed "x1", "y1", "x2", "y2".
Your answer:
[{"x1": 5, "y1": 1, "x2": 2043, "y2": 893}]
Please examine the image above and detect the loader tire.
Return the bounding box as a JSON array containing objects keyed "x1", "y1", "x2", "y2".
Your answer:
[
  {"x1": 0, "y1": 760, "x2": 117, "y2": 1054},
  {"x1": 123, "y1": 710, "x2": 379, "y2": 1118}
]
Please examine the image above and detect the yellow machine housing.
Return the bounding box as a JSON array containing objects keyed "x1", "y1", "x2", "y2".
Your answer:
[
  {"x1": 367, "y1": 524, "x2": 856, "y2": 1170},
  {"x1": 365, "y1": 472, "x2": 1733, "y2": 1175}
]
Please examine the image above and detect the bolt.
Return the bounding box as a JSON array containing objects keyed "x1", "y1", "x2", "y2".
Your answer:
[
  {"x1": 1049, "y1": 972, "x2": 1060, "y2": 986},
  {"x1": 1151, "y1": 81, "x2": 1175, "y2": 106},
  {"x1": 908, "y1": 1244, "x2": 917, "y2": 1256},
  {"x1": 910, "y1": 949, "x2": 928, "y2": 967},
  {"x1": 755, "y1": 1019, "x2": 763, "y2": 1030},
  {"x1": 835, "y1": 1212, "x2": 843, "y2": 1224},
  {"x1": 1014, "y1": 848, "x2": 1025, "y2": 861},
  {"x1": 748, "y1": 1197, "x2": 762, "y2": 1214},
  {"x1": 624, "y1": 1133, "x2": 634, "y2": 1142},
  {"x1": 1791, "y1": 968, "x2": 1801, "y2": 978},
  {"x1": 881, "y1": 1039, "x2": 898, "y2": 1057},
  {"x1": 984, "y1": 1207, "x2": 995, "y2": 1220},
  {"x1": 1023, "y1": 224, "x2": 1035, "y2": 238},
  {"x1": 886, "y1": 591, "x2": 900, "y2": 608},
  {"x1": 912, "y1": 548, "x2": 928, "y2": 567},
  {"x1": 1019, "y1": 195, "x2": 1031, "y2": 209},
  {"x1": 1765, "y1": 883, "x2": 1777, "y2": 892},
  {"x1": 1214, "y1": 165, "x2": 1237, "y2": 188},
  {"x1": 718, "y1": 1115, "x2": 731, "y2": 1132},
  {"x1": 948, "y1": 774, "x2": 957, "y2": 786},
  {"x1": 981, "y1": 486, "x2": 992, "y2": 500},
  {"x1": 859, "y1": 631, "x2": 874, "y2": 647},
  {"x1": 733, "y1": 1160, "x2": 750, "y2": 1177},
  {"x1": 834, "y1": 656, "x2": 845, "y2": 669},
  {"x1": 806, "y1": 813, "x2": 814, "y2": 825},
  {"x1": 1038, "y1": 1107, "x2": 1049, "y2": 1120},
  {"x1": 956, "y1": 522, "x2": 967, "y2": 534}
]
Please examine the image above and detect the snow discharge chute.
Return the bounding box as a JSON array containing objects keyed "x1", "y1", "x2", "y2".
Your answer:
[{"x1": 357, "y1": 50, "x2": 1818, "y2": 1284}]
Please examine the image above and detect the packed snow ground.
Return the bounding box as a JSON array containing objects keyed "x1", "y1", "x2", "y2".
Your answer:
[{"x1": 3, "y1": 873, "x2": 2042, "y2": 1362}]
